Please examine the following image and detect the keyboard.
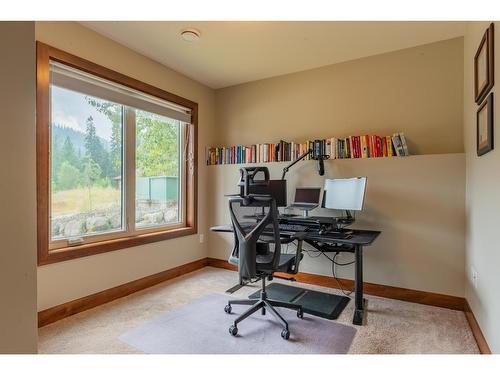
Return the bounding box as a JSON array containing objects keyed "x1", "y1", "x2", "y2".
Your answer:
[
  {"x1": 322, "y1": 232, "x2": 350, "y2": 239},
  {"x1": 279, "y1": 224, "x2": 309, "y2": 232},
  {"x1": 287, "y1": 203, "x2": 318, "y2": 210}
]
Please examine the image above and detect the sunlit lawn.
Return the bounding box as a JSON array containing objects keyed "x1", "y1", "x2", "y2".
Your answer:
[{"x1": 51, "y1": 186, "x2": 121, "y2": 216}]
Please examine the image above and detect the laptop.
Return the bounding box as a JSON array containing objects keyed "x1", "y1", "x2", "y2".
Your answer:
[{"x1": 287, "y1": 187, "x2": 321, "y2": 211}]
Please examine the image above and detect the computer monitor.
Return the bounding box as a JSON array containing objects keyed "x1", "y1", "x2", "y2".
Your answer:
[
  {"x1": 294, "y1": 187, "x2": 321, "y2": 204},
  {"x1": 323, "y1": 177, "x2": 367, "y2": 211},
  {"x1": 248, "y1": 179, "x2": 287, "y2": 207}
]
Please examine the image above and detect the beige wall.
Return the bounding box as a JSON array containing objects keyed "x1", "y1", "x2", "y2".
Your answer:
[
  {"x1": 209, "y1": 38, "x2": 467, "y2": 297},
  {"x1": 463, "y1": 22, "x2": 500, "y2": 353},
  {"x1": 0, "y1": 22, "x2": 38, "y2": 353},
  {"x1": 208, "y1": 154, "x2": 466, "y2": 296},
  {"x1": 215, "y1": 38, "x2": 464, "y2": 155},
  {"x1": 36, "y1": 22, "x2": 216, "y2": 311}
]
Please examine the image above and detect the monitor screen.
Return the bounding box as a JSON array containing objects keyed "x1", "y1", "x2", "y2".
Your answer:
[
  {"x1": 323, "y1": 177, "x2": 367, "y2": 211},
  {"x1": 248, "y1": 179, "x2": 287, "y2": 207},
  {"x1": 294, "y1": 187, "x2": 321, "y2": 204}
]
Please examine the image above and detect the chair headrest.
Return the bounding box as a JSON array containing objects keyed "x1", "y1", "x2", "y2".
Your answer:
[{"x1": 238, "y1": 167, "x2": 270, "y2": 196}]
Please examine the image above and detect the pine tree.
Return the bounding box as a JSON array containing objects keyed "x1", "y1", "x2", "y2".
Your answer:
[
  {"x1": 84, "y1": 116, "x2": 98, "y2": 159},
  {"x1": 61, "y1": 136, "x2": 80, "y2": 168},
  {"x1": 86, "y1": 98, "x2": 122, "y2": 178},
  {"x1": 84, "y1": 116, "x2": 112, "y2": 179},
  {"x1": 51, "y1": 133, "x2": 62, "y2": 190},
  {"x1": 110, "y1": 122, "x2": 122, "y2": 177}
]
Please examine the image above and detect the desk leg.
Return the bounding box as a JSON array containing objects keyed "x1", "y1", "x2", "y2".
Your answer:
[{"x1": 353, "y1": 244, "x2": 366, "y2": 325}]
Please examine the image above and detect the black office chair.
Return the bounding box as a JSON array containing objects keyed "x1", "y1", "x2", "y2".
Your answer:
[{"x1": 224, "y1": 194, "x2": 305, "y2": 340}]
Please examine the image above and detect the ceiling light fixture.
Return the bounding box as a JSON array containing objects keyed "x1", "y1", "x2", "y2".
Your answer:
[{"x1": 180, "y1": 28, "x2": 201, "y2": 42}]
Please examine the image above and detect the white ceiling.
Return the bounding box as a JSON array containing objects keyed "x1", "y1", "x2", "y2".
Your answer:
[{"x1": 81, "y1": 21, "x2": 466, "y2": 89}]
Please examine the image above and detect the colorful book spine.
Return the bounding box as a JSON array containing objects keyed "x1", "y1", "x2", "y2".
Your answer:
[
  {"x1": 360, "y1": 136, "x2": 367, "y2": 158},
  {"x1": 207, "y1": 132, "x2": 406, "y2": 165},
  {"x1": 399, "y1": 132, "x2": 409, "y2": 156},
  {"x1": 352, "y1": 137, "x2": 357, "y2": 158},
  {"x1": 392, "y1": 134, "x2": 404, "y2": 157},
  {"x1": 375, "y1": 136, "x2": 381, "y2": 157}
]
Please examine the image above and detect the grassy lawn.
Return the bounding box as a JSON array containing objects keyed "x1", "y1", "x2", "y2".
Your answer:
[{"x1": 51, "y1": 186, "x2": 121, "y2": 216}]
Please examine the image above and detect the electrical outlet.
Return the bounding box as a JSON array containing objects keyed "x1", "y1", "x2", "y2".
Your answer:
[
  {"x1": 199, "y1": 234, "x2": 204, "y2": 243},
  {"x1": 471, "y1": 266, "x2": 478, "y2": 289}
]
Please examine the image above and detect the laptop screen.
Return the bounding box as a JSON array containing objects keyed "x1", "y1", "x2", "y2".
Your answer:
[{"x1": 294, "y1": 187, "x2": 321, "y2": 204}]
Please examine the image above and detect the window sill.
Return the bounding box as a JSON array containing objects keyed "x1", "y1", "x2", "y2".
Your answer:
[{"x1": 38, "y1": 226, "x2": 197, "y2": 266}]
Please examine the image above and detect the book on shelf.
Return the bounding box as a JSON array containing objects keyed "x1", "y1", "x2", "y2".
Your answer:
[
  {"x1": 399, "y1": 132, "x2": 409, "y2": 156},
  {"x1": 206, "y1": 133, "x2": 409, "y2": 165},
  {"x1": 391, "y1": 132, "x2": 410, "y2": 157}
]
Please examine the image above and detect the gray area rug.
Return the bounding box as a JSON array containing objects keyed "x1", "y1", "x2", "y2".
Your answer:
[{"x1": 119, "y1": 293, "x2": 357, "y2": 354}]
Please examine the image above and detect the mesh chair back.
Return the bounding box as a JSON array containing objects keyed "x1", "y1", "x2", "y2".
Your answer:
[{"x1": 228, "y1": 195, "x2": 281, "y2": 279}]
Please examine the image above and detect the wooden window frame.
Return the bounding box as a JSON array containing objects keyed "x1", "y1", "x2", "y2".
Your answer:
[{"x1": 36, "y1": 41, "x2": 198, "y2": 266}]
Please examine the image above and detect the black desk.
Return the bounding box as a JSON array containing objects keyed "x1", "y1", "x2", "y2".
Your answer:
[{"x1": 210, "y1": 221, "x2": 380, "y2": 325}]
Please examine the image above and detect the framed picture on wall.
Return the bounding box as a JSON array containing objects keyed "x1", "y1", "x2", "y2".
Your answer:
[
  {"x1": 474, "y1": 23, "x2": 495, "y2": 104},
  {"x1": 477, "y1": 92, "x2": 494, "y2": 156}
]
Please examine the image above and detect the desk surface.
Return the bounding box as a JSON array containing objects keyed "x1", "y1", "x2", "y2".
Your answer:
[{"x1": 210, "y1": 223, "x2": 380, "y2": 246}]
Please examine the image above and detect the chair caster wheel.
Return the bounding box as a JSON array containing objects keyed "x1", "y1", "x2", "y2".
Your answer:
[
  {"x1": 224, "y1": 305, "x2": 232, "y2": 314},
  {"x1": 229, "y1": 325, "x2": 238, "y2": 336},
  {"x1": 297, "y1": 310, "x2": 304, "y2": 319},
  {"x1": 281, "y1": 329, "x2": 290, "y2": 340}
]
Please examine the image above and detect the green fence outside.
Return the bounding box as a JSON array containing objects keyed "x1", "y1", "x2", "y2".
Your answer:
[{"x1": 136, "y1": 176, "x2": 178, "y2": 201}]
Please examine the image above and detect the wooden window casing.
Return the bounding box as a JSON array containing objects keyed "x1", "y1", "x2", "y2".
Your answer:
[{"x1": 36, "y1": 42, "x2": 198, "y2": 266}]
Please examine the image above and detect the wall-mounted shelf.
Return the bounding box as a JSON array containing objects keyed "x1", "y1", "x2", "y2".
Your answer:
[{"x1": 206, "y1": 133, "x2": 409, "y2": 166}]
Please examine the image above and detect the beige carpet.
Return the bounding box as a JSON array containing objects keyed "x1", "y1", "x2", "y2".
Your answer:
[{"x1": 38, "y1": 267, "x2": 479, "y2": 354}]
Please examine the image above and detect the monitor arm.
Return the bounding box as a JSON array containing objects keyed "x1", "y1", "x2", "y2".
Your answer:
[
  {"x1": 331, "y1": 210, "x2": 355, "y2": 231},
  {"x1": 281, "y1": 149, "x2": 330, "y2": 180},
  {"x1": 281, "y1": 149, "x2": 312, "y2": 180}
]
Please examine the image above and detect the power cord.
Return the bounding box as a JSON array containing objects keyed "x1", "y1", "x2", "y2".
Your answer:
[
  {"x1": 285, "y1": 238, "x2": 356, "y2": 296},
  {"x1": 297, "y1": 243, "x2": 322, "y2": 258},
  {"x1": 321, "y1": 252, "x2": 355, "y2": 296},
  {"x1": 301, "y1": 246, "x2": 355, "y2": 297},
  {"x1": 322, "y1": 251, "x2": 355, "y2": 266}
]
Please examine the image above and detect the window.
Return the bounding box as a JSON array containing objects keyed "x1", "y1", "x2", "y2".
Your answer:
[
  {"x1": 135, "y1": 110, "x2": 182, "y2": 230},
  {"x1": 37, "y1": 42, "x2": 197, "y2": 265},
  {"x1": 50, "y1": 86, "x2": 125, "y2": 242}
]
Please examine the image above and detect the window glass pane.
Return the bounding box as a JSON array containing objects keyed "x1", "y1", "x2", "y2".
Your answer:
[
  {"x1": 50, "y1": 85, "x2": 124, "y2": 240},
  {"x1": 135, "y1": 109, "x2": 181, "y2": 229}
]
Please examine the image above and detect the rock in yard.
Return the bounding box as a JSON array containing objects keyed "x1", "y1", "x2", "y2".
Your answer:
[
  {"x1": 164, "y1": 209, "x2": 178, "y2": 223},
  {"x1": 86, "y1": 216, "x2": 110, "y2": 232},
  {"x1": 51, "y1": 222, "x2": 61, "y2": 237},
  {"x1": 142, "y1": 211, "x2": 165, "y2": 224},
  {"x1": 63, "y1": 220, "x2": 84, "y2": 237},
  {"x1": 109, "y1": 214, "x2": 122, "y2": 229}
]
